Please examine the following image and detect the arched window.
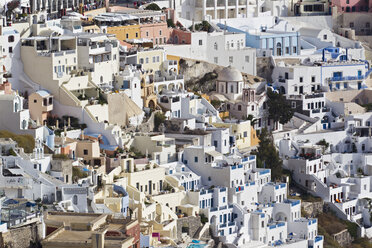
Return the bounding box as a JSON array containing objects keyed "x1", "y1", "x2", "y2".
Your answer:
[
  {"x1": 8, "y1": 36, "x2": 14, "y2": 43},
  {"x1": 73, "y1": 195, "x2": 78, "y2": 205},
  {"x1": 14, "y1": 102, "x2": 18, "y2": 112},
  {"x1": 276, "y1": 42, "x2": 282, "y2": 56},
  {"x1": 214, "y1": 42, "x2": 218, "y2": 50}
]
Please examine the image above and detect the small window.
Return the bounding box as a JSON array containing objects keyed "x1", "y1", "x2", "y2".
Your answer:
[
  {"x1": 8, "y1": 36, "x2": 14, "y2": 42},
  {"x1": 323, "y1": 34, "x2": 327, "y2": 40},
  {"x1": 83, "y1": 149, "x2": 88, "y2": 155},
  {"x1": 299, "y1": 77, "x2": 303, "y2": 83},
  {"x1": 199, "y1": 40, "x2": 203, "y2": 46},
  {"x1": 194, "y1": 156, "x2": 198, "y2": 163},
  {"x1": 229, "y1": 56, "x2": 233, "y2": 63},
  {"x1": 8, "y1": 47, "x2": 13, "y2": 53},
  {"x1": 245, "y1": 56, "x2": 249, "y2": 62},
  {"x1": 126, "y1": 33, "x2": 129, "y2": 39},
  {"x1": 311, "y1": 76, "x2": 316, "y2": 82},
  {"x1": 350, "y1": 22, "x2": 354, "y2": 28}
]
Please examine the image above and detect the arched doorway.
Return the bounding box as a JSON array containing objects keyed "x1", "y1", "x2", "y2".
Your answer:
[{"x1": 148, "y1": 100, "x2": 155, "y2": 109}]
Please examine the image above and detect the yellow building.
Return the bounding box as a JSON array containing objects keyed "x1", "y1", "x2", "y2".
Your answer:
[
  {"x1": 213, "y1": 120, "x2": 253, "y2": 150},
  {"x1": 137, "y1": 48, "x2": 165, "y2": 72},
  {"x1": 107, "y1": 25, "x2": 141, "y2": 41}
]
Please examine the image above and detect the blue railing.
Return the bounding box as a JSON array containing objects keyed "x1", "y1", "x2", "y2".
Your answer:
[
  {"x1": 315, "y1": 236, "x2": 323, "y2": 242},
  {"x1": 277, "y1": 222, "x2": 285, "y2": 227},
  {"x1": 238, "y1": 164, "x2": 243, "y2": 168},
  {"x1": 291, "y1": 200, "x2": 300, "y2": 207},
  {"x1": 328, "y1": 75, "x2": 364, "y2": 81},
  {"x1": 231, "y1": 165, "x2": 237, "y2": 170},
  {"x1": 220, "y1": 223, "x2": 226, "y2": 228},
  {"x1": 210, "y1": 207, "x2": 218, "y2": 212},
  {"x1": 249, "y1": 155, "x2": 256, "y2": 160},
  {"x1": 220, "y1": 187, "x2": 226, "y2": 192},
  {"x1": 280, "y1": 183, "x2": 286, "y2": 188},
  {"x1": 269, "y1": 224, "x2": 277, "y2": 229},
  {"x1": 259, "y1": 169, "x2": 270, "y2": 175}
]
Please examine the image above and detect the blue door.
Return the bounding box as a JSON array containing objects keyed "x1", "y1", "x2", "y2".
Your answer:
[{"x1": 323, "y1": 124, "x2": 327, "y2": 129}]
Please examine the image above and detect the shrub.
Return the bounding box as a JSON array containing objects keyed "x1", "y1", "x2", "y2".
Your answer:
[
  {"x1": 0, "y1": 130, "x2": 35, "y2": 153},
  {"x1": 145, "y1": 3, "x2": 161, "y2": 10}
]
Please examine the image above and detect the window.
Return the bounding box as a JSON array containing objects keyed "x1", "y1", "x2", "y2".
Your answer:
[
  {"x1": 299, "y1": 77, "x2": 303, "y2": 83},
  {"x1": 135, "y1": 32, "x2": 138, "y2": 38},
  {"x1": 8, "y1": 36, "x2": 14, "y2": 42},
  {"x1": 294, "y1": 86, "x2": 298, "y2": 92},
  {"x1": 214, "y1": 42, "x2": 218, "y2": 50},
  {"x1": 291, "y1": 101, "x2": 296, "y2": 108},
  {"x1": 311, "y1": 76, "x2": 316, "y2": 82},
  {"x1": 243, "y1": 131, "x2": 248, "y2": 137},
  {"x1": 350, "y1": 22, "x2": 354, "y2": 28},
  {"x1": 285, "y1": 47, "x2": 289, "y2": 54},
  {"x1": 346, "y1": 0, "x2": 349, "y2": 3},
  {"x1": 229, "y1": 56, "x2": 233, "y2": 63},
  {"x1": 214, "y1": 140, "x2": 218, "y2": 148},
  {"x1": 323, "y1": 34, "x2": 327, "y2": 40},
  {"x1": 238, "y1": 105, "x2": 242, "y2": 111},
  {"x1": 126, "y1": 33, "x2": 129, "y2": 39},
  {"x1": 8, "y1": 47, "x2": 12, "y2": 53},
  {"x1": 194, "y1": 156, "x2": 198, "y2": 163},
  {"x1": 34, "y1": 99, "x2": 37, "y2": 103},
  {"x1": 199, "y1": 40, "x2": 203, "y2": 46},
  {"x1": 293, "y1": 47, "x2": 297, "y2": 54},
  {"x1": 245, "y1": 56, "x2": 249, "y2": 62},
  {"x1": 146, "y1": 31, "x2": 149, "y2": 37},
  {"x1": 73, "y1": 195, "x2": 78, "y2": 205},
  {"x1": 159, "y1": 30, "x2": 162, "y2": 35},
  {"x1": 146, "y1": 57, "x2": 149, "y2": 63},
  {"x1": 251, "y1": 105, "x2": 254, "y2": 111},
  {"x1": 214, "y1": 57, "x2": 218, "y2": 63},
  {"x1": 83, "y1": 149, "x2": 88, "y2": 155}
]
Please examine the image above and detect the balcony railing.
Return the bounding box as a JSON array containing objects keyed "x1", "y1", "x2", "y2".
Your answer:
[{"x1": 328, "y1": 75, "x2": 364, "y2": 82}]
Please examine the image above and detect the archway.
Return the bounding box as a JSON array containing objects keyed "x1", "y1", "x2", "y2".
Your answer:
[{"x1": 148, "y1": 100, "x2": 155, "y2": 109}]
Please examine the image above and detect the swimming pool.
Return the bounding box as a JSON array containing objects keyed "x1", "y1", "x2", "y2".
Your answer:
[{"x1": 187, "y1": 244, "x2": 207, "y2": 248}]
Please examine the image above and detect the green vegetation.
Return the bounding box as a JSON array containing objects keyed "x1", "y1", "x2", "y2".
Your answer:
[
  {"x1": 52, "y1": 154, "x2": 69, "y2": 160},
  {"x1": 98, "y1": 91, "x2": 108, "y2": 105},
  {"x1": 191, "y1": 21, "x2": 212, "y2": 32},
  {"x1": 7, "y1": 148, "x2": 17, "y2": 156},
  {"x1": 200, "y1": 213, "x2": 208, "y2": 224},
  {"x1": 210, "y1": 100, "x2": 222, "y2": 109},
  {"x1": 145, "y1": 3, "x2": 161, "y2": 11},
  {"x1": 251, "y1": 128, "x2": 282, "y2": 181},
  {"x1": 167, "y1": 19, "x2": 175, "y2": 28},
  {"x1": 362, "y1": 103, "x2": 372, "y2": 112},
  {"x1": 0, "y1": 130, "x2": 35, "y2": 153},
  {"x1": 154, "y1": 112, "x2": 166, "y2": 131},
  {"x1": 129, "y1": 147, "x2": 145, "y2": 159},
  {"x1": 72, "y1": 166, "x2": 88, "y2": 179},
  {"x1": 317, "y1": 139, "x2": 329, "y2": 154},
  {"x1": 289, "y1": 193, "x2": 322, "y2": 202},
  {"x1": 267, "y1": 88, "x2": 294, "y2": 125}
]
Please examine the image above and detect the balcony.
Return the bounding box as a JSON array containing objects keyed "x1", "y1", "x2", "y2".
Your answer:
[{"x1": 328, "y1": 75, "x2": 364, "y2": 82}]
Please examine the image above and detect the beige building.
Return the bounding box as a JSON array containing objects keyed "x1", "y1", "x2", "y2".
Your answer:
[
  {"x1": 76, "y1": 135, "x2": 101, "y2": 165},
  {"x1": 42, "y1": 212, "x2": 139, "y2": 248},
  {"x1": 28, "y1": 90, "x2": 53, "y2": 124},
  {"x1": 132, "y1": 134, "x2": 177, "y2": 165},
  {"x1": 213, "y1": 120, "x2": 253, "y2": 150}
]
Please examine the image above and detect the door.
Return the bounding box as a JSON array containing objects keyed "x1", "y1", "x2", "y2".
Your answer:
[{"x1": 149, "y1": 180, "x2": 152, "y2": 195}]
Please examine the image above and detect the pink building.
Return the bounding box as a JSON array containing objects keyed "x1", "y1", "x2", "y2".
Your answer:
[
  {"x1": 332, "y1": 0, "x2": 371, "y2": 12},
  {"x1": 140, "y1": 21, "x2": 171, "y2": 45},
  {"x1": 170, "y1": 29, "x2": 192, "y2": 44}
]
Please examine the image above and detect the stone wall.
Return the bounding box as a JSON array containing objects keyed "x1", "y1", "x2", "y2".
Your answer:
[
  {"x1": 302, "y1": 201, "x2": 324, "y2": 217},
  {"x1": 176, "y1": 216, "x2": 202, "y2": 241},
  {"x1": 256, "y1": 57, "x2": 274, "y2": 83},
  {"x1": 0, "y1": 221, "x2": 43, "y2": 248},
  {"x1": 333, "y1": 229, "x2": 353, "y2": 247}
]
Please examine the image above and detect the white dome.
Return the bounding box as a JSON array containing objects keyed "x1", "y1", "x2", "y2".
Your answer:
[{"x1": 217, "y1": 66, "x2": 243, "y2": 82}]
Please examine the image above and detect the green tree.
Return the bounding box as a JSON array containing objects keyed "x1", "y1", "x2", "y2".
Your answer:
[
  {"x1": 145, "y1": 3, "x2": 161, "y2": 11},
  {"x1": 154, "y1": 112, "x2": 166, "y2": 131},
  {"x1": 166, "y1": 19, "x2": 175, "y2": 28},
  {"x1": 267, "y1": 88, "x2": 294, "y2": 125},
  {"x1": 252, "y1": 128, "x2": 283, "y2": 181},
  {"x1": 247, "y1": 114, "x2": 258, "y2": 127},
  {"x1": 316, "y1": 139, "x2": 329, "y2": 154},
  {"x1": 190, "y1": 21, "x2": 211, "y2": 32}
]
